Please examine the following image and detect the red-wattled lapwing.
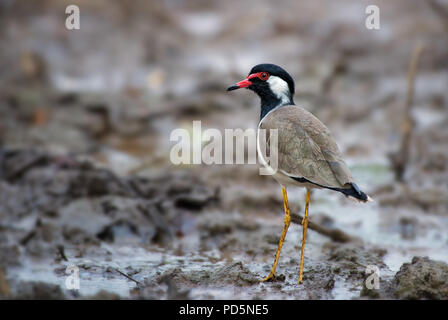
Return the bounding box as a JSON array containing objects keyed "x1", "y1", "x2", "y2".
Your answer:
[{"x1": 227, "y1": 63, "x2": 372, "y2": 284}]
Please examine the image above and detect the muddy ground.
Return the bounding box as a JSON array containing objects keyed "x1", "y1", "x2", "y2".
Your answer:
[{"x1": 0, "y1": 0, "x2": 448, "y2": 299}]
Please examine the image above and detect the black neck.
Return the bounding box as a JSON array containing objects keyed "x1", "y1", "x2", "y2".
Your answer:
[{"x1": 259, "y1": 93, "x2": 294, "y2": 121}]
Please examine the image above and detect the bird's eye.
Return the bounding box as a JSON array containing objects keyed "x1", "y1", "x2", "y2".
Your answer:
[{"x1": 260, "y1": 72, "x2": 269, "y2": 81}]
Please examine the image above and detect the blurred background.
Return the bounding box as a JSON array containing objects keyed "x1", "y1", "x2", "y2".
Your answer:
[{"x1": 0, "y1": 0, "x2": 447, "y2": 299}]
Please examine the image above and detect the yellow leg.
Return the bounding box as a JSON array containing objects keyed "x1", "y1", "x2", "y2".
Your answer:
[
  {"x1": 298, "y1": 189, "x2": 311, "y2": 284},
  {"x1": 261, "y1": 187, "x2": 291, "y2": 282}
]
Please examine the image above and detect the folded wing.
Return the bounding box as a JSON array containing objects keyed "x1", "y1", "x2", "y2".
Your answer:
[{"x1": 260, "y1": 105, "x2": 354, "y2": 189}]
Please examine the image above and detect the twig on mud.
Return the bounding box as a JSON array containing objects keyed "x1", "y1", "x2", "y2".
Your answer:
[
  {"x1": 290, "y1": 213, "x2": 353, "y2": 243},
  {"x1": 389, "y1": 44, "x2": 424, "y2": 182},
  {"x1": 114, "y1": 268, "x2": 141, "y2": 285},
  {"x1": 20, "y1": 230, "x2": 36, "y2": 246}
]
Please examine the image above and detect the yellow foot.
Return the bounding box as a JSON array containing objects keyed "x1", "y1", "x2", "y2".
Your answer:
[
  {"x1": 260, "y1": 273, "x2": 276, "y2": 282},
  {"x1": 298, "y1": 273, "x2": 305, "y2": 285}
]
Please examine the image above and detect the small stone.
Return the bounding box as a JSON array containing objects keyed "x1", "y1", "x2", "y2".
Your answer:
[{"x1": 393, "y1": 256, "x2": 448, "y2": 299}]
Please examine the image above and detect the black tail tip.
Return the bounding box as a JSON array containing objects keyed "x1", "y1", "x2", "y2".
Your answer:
[{"x1": 348, "y1": 183, "x2": 372, "y2": 202}]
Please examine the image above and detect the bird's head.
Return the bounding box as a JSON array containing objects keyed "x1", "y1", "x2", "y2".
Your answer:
[{"x1": 227, "y1": 63, "x2": 295, "y2": 109}]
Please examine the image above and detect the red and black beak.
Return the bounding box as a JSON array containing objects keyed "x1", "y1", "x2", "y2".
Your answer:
[
  {"x1": 227, "y1": 72, "x2": 268, "y2": 91},
  {"x1": 227, "y1": 78, "x2": 252, "y2": 91},
  {"x1": 227, "y1": 74, "x2": 256, "y2": 91}
]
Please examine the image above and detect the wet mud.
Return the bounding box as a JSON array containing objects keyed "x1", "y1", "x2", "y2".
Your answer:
[{"x1": 1, "y1": 0, "x2": 447, "y2": 300}]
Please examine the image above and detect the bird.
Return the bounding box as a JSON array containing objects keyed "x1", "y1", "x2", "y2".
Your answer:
[{"x1": 227, "y1": 63, "x2": 372, "y2": 284}]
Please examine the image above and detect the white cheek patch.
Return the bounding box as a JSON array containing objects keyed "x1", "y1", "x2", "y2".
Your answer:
[{"x1": 267, "y1": 75, "x2": 290, "y2": 104}]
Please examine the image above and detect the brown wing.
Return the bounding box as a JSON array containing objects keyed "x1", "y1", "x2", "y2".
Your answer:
[{"x1": 260, "y1": 105, "x2": 354, "y2": 188}]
